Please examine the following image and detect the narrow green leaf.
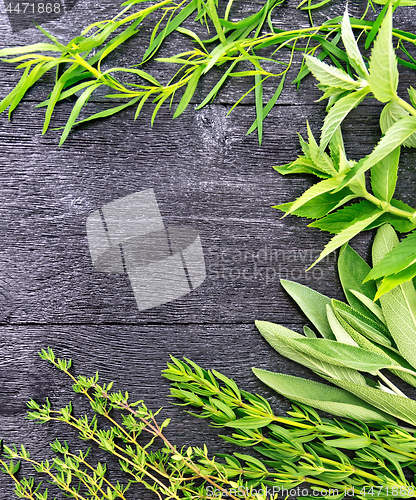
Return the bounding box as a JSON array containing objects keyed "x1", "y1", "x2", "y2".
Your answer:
[
  {"x1": 365, "y1": 2, "x2": 389, "y2": 50},
  {"x1": 324, "y1": 436, "x2": 372, "y2": 450},
  {"x1": 341, "y1": 7, "x2": 368, "y2": 78},
  {"x1": 173, "y1": 65, "x2": 203, "y2": 119},
  {"x1": 59, "y1": 83, "x2": 101, "y2": 146},
  {"x1": 371, "y1": 147, "x2": 400, "y2": 205},
  {"x1": 252, "y1": 369, "x2": 395, "y2": 423},
  {"x1": 0, "y1": 43, "x2": 62, "y2": 57},
  {"x1": 338, "y1": 244, "x2": 378, "y2": 316},
  {"x1": 69, "y1": 97, "x2": 141, "y2": 128},
  {"x1": 337, "y1": 116, "x2": 416, "y2": 190},
  {"x1": 247, "y1": 74, "x2": 285, "y2": 135},
  {"x1": 280, "y1": 280, "x2": 335, "y2": 339},
  {"x1": 197, "y1": 59, "x2": 239, "y2": 109},
  {"x1": 254, "y1": 73, "x2": 263, "y2": 145},
  {"x1": 319, "y1": 87, "x2": 370, "y2": 153},
  {"x1": 368, "y1": 4, "x2": 398, "y2": 102},
  {"x1": 225, "y1": 417, "x2": 273, "y2": 430},
  {"x1": 376, "y1": 263, "x2": 416, "y2": 297},
  {"x1": 303, "y1": 325, "x2": 317, "y2": 338}
]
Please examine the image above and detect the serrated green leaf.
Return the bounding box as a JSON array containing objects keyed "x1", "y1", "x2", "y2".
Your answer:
[
  {"x1": 367, "y1": 230, "x2": 416, "y2": 281},
  {"x1": 380, "y1": 102, "x2": 416, "y2": 148},
  {"x1": 273, "y1": 157, "x2": 329, "y2": 178},
  {"x1": 274, "y1": 188, "x2": 355, "y2": 220},
  {"x1": 376, "y1": 263, "x2": 416, "y2": 298},
  {"x1": 329, "y1": 378, "x2": 416, "y2": 425},
  {"x1": 303, "y1": 54, "x2": 359, "y2": 90},
  {"x1": 338, "y1": 244, "x2": 378, "y2": 316},
  {"x1": 309, "y1": 200, "x2": 377, "y2": 234},
  {"x1": 337, "y1": 116, "x2": 416, "y2": 190},
  {"x1": 371, "y1": 147, "x2": 400, "y2": 206},
  {"x1": 341, "y1": 7, "x2": 368, "y2": 78},
  {"x1": 255, "y1": 320, "x2": 366, "y2": 385},
  {"x1": 368, "y1": 4, "x2": 398, "y2": 102},
  {"x1": 284, "y1": 177, "x2": 342, "y2": 218},
  {"x1": 371, "y1": 226, "x2": 416, "y2": 367},
  {"x1": 408, "y1": 87, "x2": 416, "y2": 107},
  {"x1": 311, "y1": 208, "x2": 385, "y2": 267},
  {"x1": 319, "y1": 86, "x2": 370, "y2": 153},
  {"x1": 280, "y1": 280, "x2": 335, "y2": 339},
  {"x1": 252, "y1": 369, "x2": 395, "y2": 423}
]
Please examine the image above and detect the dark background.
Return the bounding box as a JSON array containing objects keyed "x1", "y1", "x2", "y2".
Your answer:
[{"x1": 1, "y1": 1, "x2": 416, "y2": 498}]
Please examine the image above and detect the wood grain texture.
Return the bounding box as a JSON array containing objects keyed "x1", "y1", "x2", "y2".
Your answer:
[{"x1": 1, "y1": 0, "x2": 416, "y2": 498}]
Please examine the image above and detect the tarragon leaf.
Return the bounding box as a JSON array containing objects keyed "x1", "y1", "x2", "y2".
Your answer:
[
  {"x1": 252, "y1": 370, "x2": 395, "y2": 423},
  {"x1": 368, "y1": 4, "x2": 398, "y2": 102}
]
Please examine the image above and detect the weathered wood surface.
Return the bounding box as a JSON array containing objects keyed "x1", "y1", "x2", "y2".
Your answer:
[{"x1": 1, "y1": 1, "x2": 416, "y2": 498}]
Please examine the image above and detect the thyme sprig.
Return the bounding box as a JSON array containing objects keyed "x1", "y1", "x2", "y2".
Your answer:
[
  {"x1": 0, "y1": 348, "x2": 264, "y2": 500},
  {"x1": 163, "y1": 357, "x2": 416, "y2": 498}
]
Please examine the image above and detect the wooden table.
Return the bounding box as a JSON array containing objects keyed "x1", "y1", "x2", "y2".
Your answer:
[{"x1": 1, "y1": 1, "x2": 415, "y2": 497}]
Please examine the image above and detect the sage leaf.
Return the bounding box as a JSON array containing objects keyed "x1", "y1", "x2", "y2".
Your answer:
[
  {"x1": 255, "y1": 320, "x2": 366, "y2": 385},
  {"x1": 303, "y1": 54, "x2": 360, "y2": 90},
  {"x1": 319, "y1": 86, "x2": 370, "y2": 153},
  {"x1": 372, "y1": 225, "x2": 416, "y2": 368},
  {"x1": 338, "y1": 244, "x2": 378, "y2": 317},
  {"x1": 329, "y1": 378, "x2": 416, "y2": 426},
  {"x1": 252, "y1": 369, "x2": 396, "y2": 423},
  {"x1": 338, "y1": 116, "x2": 416, "y2": 190},
  {"x1": 326, "y1": 304, "x2": 358, "y2": 346},
  {"x1": 290, "y1": 337, "x2": 393, "y2": 373},
  {"x1": 280, "y1": 280, "x2": 335, "y2": 339},
  {"x1": 303, "y1": 325, "x2": 317, "y2": 338},
  {"x1": 341, "y1": 7, "x2": 368, "y2": 78},
  {"x1": 333, "y1": 301, "x2": 416, "y2": 388},
  {"x1": 370, "y1": 147, "x2": 400, "y2": 204},
  {"x1": 331, "y1": 300, "x2": 392, "y2": 349},
  {"x1": 349, "y1": 290, "x2": 386, "y2": 324},
  {"x1": 368, "y1": 4, "x2": 398, "y2": 102}
]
